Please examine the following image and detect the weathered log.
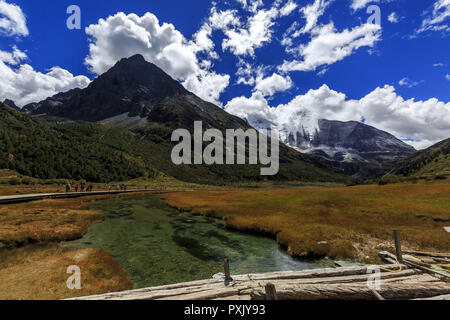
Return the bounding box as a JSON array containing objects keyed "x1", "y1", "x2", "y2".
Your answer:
[
  {"x1": 249, "y1": 281, "x2": 450, "y2": 300},
  {"x1": 380, "y1": 251, "x2": 450, "y2": 279},
  {"x1": 415, "y1": 294, "x2": 450, "y2": 300},
  {"x1": 370, "y1": 289, "x2": 385, "y2": 300},
  {"x1": 70, "y1": 263, "x2": 448, "y2": 301},
  {"x1": 402, "y1": 250, "x2": 450, "y2": 258}
]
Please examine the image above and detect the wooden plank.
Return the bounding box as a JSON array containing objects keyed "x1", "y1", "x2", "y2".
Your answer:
[
  {"x1": 370, "y1": 289, "x2": 385, "y2": 301},
  {"x1": 402, "y1": 250, "x2": 450, "y2": 259},
  {"x1": 380, "y1": 251, "x2": 450, "y2": 279},
  {"x1": 249, "y1": 281, "x2": 450, "y2": 300},
  {"x1": 415, "y1": 294, "x2": 450, "y2": 300},
  {"x1": 0, "y1": 189, "x2": 156, "y2": 205}
]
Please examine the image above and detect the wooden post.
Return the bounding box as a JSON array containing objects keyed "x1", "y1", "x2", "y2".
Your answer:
[
  {"x1": 224, "y1": 259, "x2": 232, "y2": 282},
  {"x1": 265, "y1": 283, "x2": 278, "y2": 300},
  {"x1": 393, "y1": 230, "x2": 403, "y2": 263}
]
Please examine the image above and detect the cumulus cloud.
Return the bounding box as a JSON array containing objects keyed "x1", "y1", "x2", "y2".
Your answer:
[
  {"x1": 351, "y1": 0, "x2": 379, "y2": 11},
  {"x1": 0, "y1": 2, "x2": 90, "y2": 106},
  {"x1": 0, "y1": 45, "x2": 26, "y2": 64},
  {"x1": 225, "y1": 84, "x2": 450, "y2": 149},
  {"x1": 254, "y1": 73, "x2": 293, "y2": 97},
  {"x1": 221, "y1": 6, "x2": 280, "y2": 56},
  {"x1": 416, "y1": 0, "x2": 450, "y2": 34},
  {"x1": 446, "y1": 73, "x2": 450, "y2": 80},
  {"x1": 280, "y1": 22, "x2": 381, "y2": 72},
  {"x1": 0, "y1": 0, "x2": 28, "y2": 36},
  {"x1": 0, "y1": 58, "x2": 90, "y2": 106},
  {"x1": 84, "y1": 12, "x2": 230, "y2": 105}
]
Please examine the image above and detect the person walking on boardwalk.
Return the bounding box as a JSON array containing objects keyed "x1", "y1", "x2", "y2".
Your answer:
[
  {"x1": 81, "y1": 182, "x2": 86, "y2": 192},
  {"x1": 75, "y1": 184, "x2": 79, "y2": 192},
  {"x1": 66, "y1": 183, "x2": 71, "y2": 193}
]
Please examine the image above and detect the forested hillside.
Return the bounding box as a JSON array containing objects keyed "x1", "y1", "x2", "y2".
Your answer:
[
  {"x1": 0, "y1": 103, "x2": 153, "y2": 182},
  {"x1": 389, "y1": 138, "x2": 450, "y2": 178}
]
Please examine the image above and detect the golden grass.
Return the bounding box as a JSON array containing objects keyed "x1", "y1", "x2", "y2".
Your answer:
[
  {"x1": 163, "y1": 184, "x2": 450, "y2": 263},
  {"x1": 0, "y1": 194, "x2": 148, "y2": 299},
  {"x1": 0, "y1": 244, "x2": 132, "y2": 300},
  {"x1": 0, "y1": 197, "x2": 104, "y2": 249}
]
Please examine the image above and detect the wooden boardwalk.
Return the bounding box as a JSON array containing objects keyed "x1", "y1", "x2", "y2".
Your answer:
[
  {"x1": 71, "y1": 262, "x2": 450, "y2": 300},
  {"x1": 0, "y1": 189, "x2": 156, "y2": 205}
]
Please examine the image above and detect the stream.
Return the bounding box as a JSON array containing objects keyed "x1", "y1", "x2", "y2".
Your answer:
[{"x1": 69, "y1": 194, "x2": 333, "y2": 289}]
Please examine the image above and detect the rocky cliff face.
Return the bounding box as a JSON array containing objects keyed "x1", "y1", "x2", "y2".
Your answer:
[{"x1": 249, "y1": 113, "x2": 416, "y2": 178}]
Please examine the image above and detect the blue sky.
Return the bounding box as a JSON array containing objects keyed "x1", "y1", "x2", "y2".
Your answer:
[{"x1": 0, "y1": 0, "x2": 449, "y2": 148}]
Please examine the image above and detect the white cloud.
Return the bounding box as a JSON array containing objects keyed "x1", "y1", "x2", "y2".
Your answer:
[
  {"x1": 84, "y1": 12, "x2": 230, "y2": 105},
  {"x1": 254, "y1": 73, "x2": 293, "y2": 97},
  {"x1": 0, "y1": 59, "x2": 90, "y2": 107},
  {"x1": 236, "y1": 0, "x2": 264, "y2": 13},
  {"x1": 221, "y1": 7, "x2": 279, "y2": 56},
  {"x1": 0, "y1": 45, "x2": 26, "y2": 64},
  {"x1": 281, "y1": 0, "x2": 332, "y2": 51},
  {"x1": 0, "y1": 2, "x2": 90, "y2": 106},
  {"x1": 351, "y1": 0, "x2": 379, "y2": 11},
  {"x1": 388, "y1": 12, "x2": 399, "y2": 23},
  {"x1": 299, "y1": 0, "x2": 333, "y2": 34},
  {"x1": 280, "y1": 22, "x2": 381, "y2": 72},
  {"x1": 193, "y1": 7, "x2": 241, "y2": 57},
  {"x1": 417, "y1": 0, "x2": 450, "y2": 34},
  {"x1": 280, "y1": 0, "x2": 298, "y2": 17},
  {"x1": 446, "y1": 74, "x2": 450, "y2": 80},
  {"x1": 398, "y1": 77, "x2": 422, "y2": 88},
  {"x1": 0, "y1": 0, "x2": 28, "y2": 36},
  {"x1": 225, "y1": 84, "x2": 450, "y2": 150},
  {"x1": 433, "y1": 62, "x2": 445, "y2": 67}
]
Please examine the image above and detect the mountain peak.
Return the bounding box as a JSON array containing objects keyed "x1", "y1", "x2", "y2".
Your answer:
[
  {"x1": 119, "y1": 54, "x2": 147, "y2": 64},
  {"x1": 24, "y1": 54, "x2": 189, "y2": 121},
  {"x1": 3, "y1": 99, "x2": 19, "y2": 110}
]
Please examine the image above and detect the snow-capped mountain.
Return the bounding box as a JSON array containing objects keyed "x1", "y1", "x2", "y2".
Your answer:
[{"x1": 248, "y1": 110, "x2": 416, "y2": 178}]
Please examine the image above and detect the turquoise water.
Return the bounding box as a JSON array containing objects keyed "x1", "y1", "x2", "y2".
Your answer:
[{"x1": 69, "y1": 194, "x2": 332, "y2": 289}]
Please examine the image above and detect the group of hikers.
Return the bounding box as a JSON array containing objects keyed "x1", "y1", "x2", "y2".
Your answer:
[
  {"x1": 65, "y1": 182, "x2": 130, "y2": 193},
  {"x1": 65, "y1": 182, "x2": 93, "y2": 193}
]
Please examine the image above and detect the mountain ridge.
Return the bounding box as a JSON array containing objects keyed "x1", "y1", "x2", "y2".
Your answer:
[
  {"x1": 246, "y1": 111, "x2": 416, "y2": 178},
  {"x1": 388, "y1": 138, "x2": 449, "y2": 178},
  {"x1": 10, "y1": 55, "x2": 351, "y2": 184}
]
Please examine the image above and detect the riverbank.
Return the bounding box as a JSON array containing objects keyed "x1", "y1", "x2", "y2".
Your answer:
[
  {"x1": 0, "y1": 193, "x2": 157, "y2": 299},
  {"x1": 0, "y1": 190, "x2": 329, "y2": 299},
  {"x1": 68, "y1": 194, "x2": 332, "y2": 289},
  {"x1": 163, "y1": 183, "x2": 450, "y2": 263}
]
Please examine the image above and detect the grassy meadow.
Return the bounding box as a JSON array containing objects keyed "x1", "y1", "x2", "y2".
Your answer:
[
  {"x1": 164, "y1": 183, "x2": 450, "y2": 263},
  {"x1": 0, "y1": 180, "x2": 448, "y2": 299},
  {"x1": 0, "y1": 193, "x2": 150, "y2": 299}
]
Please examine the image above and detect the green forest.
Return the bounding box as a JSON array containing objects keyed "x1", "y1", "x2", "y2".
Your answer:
[{"x1": 0, "y1": 103, "x2": 154, "y2": 182}]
